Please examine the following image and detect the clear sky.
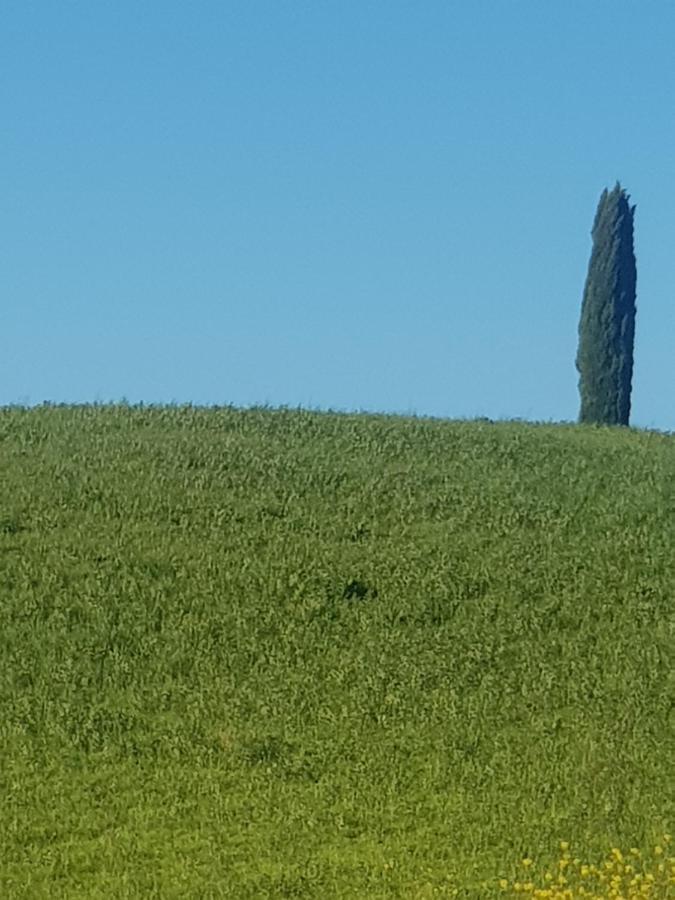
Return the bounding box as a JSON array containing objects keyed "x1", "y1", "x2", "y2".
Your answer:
[{"x1": 3, "y1": 1, "x2": 674, "y2": 429}]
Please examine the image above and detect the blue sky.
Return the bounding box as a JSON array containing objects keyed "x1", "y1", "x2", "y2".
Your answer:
[{"x1": 3, "y1": 2, "x2": 674, "y2": 429}]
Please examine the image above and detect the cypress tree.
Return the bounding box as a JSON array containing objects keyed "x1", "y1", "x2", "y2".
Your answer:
[{"x1": 576, "y1": 183, "x2": 637, "y2": 426}]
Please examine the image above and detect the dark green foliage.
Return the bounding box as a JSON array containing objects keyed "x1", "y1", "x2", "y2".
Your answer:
[{"x1": 576, "y1": 183, "x2": 637, "y2": 426}]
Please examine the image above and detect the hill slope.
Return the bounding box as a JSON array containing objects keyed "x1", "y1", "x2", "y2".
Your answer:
[{"x1": 0, "y1": 405, "x2": 672, "y2": 897}]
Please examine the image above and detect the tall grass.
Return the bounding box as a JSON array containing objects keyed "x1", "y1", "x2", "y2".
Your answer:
[{"x1": 0, "y1": 404, "x2": 672, "y2": 897}]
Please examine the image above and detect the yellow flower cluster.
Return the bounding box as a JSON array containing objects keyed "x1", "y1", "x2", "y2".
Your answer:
[{"x1": 496, "y1": 835, "x2": 673, "y2": 898}]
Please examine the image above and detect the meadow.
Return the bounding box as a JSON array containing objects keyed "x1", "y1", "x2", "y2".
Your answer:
[{"x1": 0, "y1": 404, "x2": 672, "y2": 898}]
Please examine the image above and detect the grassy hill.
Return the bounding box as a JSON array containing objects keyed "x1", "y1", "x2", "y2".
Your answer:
[{"x1": 0, "y1": 404, "x2": 672, "y2": 898}]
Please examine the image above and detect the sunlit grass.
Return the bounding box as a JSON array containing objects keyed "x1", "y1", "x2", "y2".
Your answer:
[{"x1": 0, "y1": 403, "x2": 672, "y2": 897}]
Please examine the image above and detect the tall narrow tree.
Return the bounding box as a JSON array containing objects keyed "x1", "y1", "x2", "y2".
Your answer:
[{"x1": 576, "y1": 183, "x2": 637, "y2": 426}]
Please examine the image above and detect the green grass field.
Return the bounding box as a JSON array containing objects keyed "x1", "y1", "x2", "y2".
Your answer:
[{"x1": 0, "y1": 404, "x2": 672, "y2": 898}]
